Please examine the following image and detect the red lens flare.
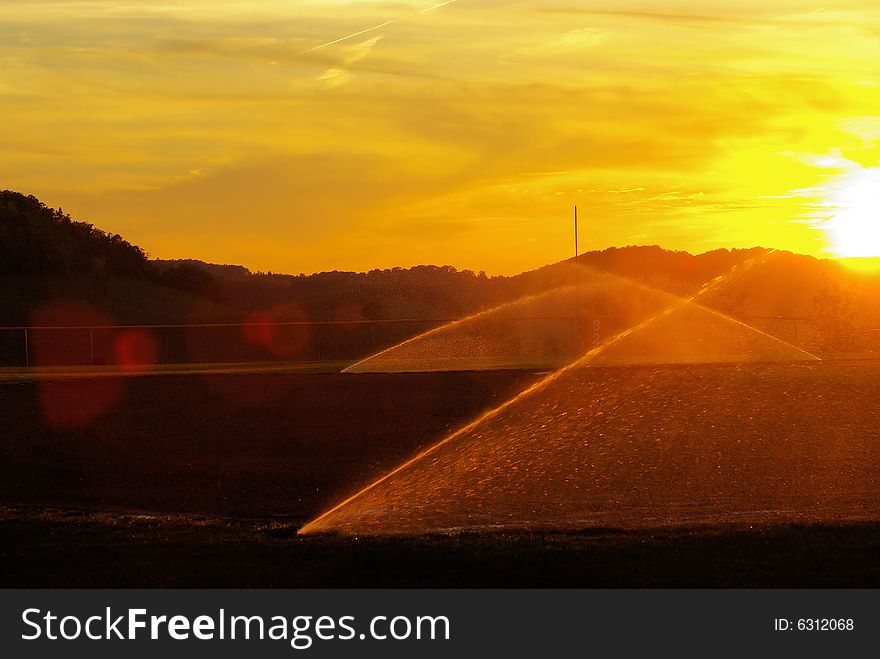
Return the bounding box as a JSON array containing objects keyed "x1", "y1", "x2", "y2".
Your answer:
[
  {"x1": 242, "y1": 304, "x2": 311, "y2": 359},
  {"x1": 114, "y1": 329, "x2": 159, "y2": 372},
  {"x1": 30, "y1": 300, "x2": 123, "y2": 429}
]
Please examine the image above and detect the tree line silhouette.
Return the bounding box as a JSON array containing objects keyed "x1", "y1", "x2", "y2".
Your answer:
[
  {"x1": 1, "y1": 191, "x2": 151, "y2": 278},
  {"x1": 0, "y1": 189, "x2": 775, "y2": 323},
  {"x1": 6, "y1": 188, "x2": 857, "y2": 357}
]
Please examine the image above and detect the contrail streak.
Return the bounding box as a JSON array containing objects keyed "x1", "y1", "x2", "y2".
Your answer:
[{"x1": 299, "y1": 0, "x2": 456, "y2": 55}]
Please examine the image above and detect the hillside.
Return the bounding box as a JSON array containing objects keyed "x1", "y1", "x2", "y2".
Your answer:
[
  {"x1": 0, "y1": 190, "x2": 776, "y2": 327},
  {"x1": 3, "y1": 189, "x2": 878, "y2": 359},
  {"x1": 0, "y1": 191, "x2": 240, "y2": 327},
  {"x1": 0, "y1": 274, "x2": 240, "y2": 327},
  {"x1": 0, "y1": 191, "x2": 150, "y2": 278},
  {"x1": 697, "y1": 250, "x2": 880, "y2": 355},
  {"x1": 157, "y1": 247, "x2": 768, "y2": 323}
]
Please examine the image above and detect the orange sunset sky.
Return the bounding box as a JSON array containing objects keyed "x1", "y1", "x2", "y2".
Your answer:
[{"x1": 2, "y1": 0, "x2": 879, "y2": 274}]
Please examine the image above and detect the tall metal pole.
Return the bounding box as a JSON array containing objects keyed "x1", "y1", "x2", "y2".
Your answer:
[{"x1": 574, "y1": 205, "x2": 580, "y2": 351}]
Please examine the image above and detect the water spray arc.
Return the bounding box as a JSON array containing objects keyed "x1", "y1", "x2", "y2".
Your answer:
[
  {"x1": 300, "y1": 251, "x2": 820, "y2": 535},
  {"x1": 341, "y1": 286, "x2": 582, "y2": 373}
]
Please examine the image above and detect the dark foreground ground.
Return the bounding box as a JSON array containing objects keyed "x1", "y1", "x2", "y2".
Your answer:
[
  {"x1": 3, "y1": 508, "x2": 880, "y2": 587},
  {"x1": 0, "y1": 369, "x2": 539, "y2": 521},
  {"x1": 4, "y1": 363, "x2": 880, "y2": 586}
]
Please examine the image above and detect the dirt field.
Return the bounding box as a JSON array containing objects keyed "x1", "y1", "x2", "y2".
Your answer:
[
  {"x1": 307, "y1": 361, "x2": 880, "y2": 534},
  {"x1": 0, "y1": 369, "x2": 539, "y2": 521},
  {"x1": 3, "y1": 508, "x2": 880, "y2": 587},
  {"x1": 5, "y1": 363, "x2": 880, "y2": 586}
]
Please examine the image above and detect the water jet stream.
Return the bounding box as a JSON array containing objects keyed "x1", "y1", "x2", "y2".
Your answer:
[
  {"x1": 345, "y1": 252, "x2": 817, "y2": 374},
  {"x1": 342, "y1": 287, "x2": 576, "y2": 373},
  {"x1": 300, "y1": 251, "x2": 819, "y2": 535},
  {"x1": 343, "y1": 264, "x2": 683, "y2": 374}
]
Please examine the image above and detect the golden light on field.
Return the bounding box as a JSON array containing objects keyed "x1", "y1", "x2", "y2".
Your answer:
[{"x1": 1, "y1": 1, "x2": 879, "y2": 274}]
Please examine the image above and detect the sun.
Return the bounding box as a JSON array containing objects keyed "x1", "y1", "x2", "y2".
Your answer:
[{"x1": 824, "y1": 166, "x2": 880, "y2": 260}]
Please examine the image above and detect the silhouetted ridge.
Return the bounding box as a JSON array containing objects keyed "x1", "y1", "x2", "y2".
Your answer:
[
  {"x1": 3, "y1": 190, "x2": 872, "y2": 358},
  {"x1": 0, "y1": 190, "x2": 151, "y2": 278}
]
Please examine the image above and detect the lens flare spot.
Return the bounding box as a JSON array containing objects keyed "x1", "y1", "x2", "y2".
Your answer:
[
  {"x1": 115, "y1": 329, "x2": 159, "y2": 372},
  {"x1": 30, "y1": 300, "x2": 123, "y2": 428},
  {"x1": 243, "y1": 304, "x2": 311, "y2": 359}
]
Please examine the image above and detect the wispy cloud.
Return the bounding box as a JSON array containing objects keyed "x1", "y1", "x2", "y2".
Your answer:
[
  {"x1": 3, "y1": 0, "x2": 880, "y2": 273},
  {"x1": 538, "y1": 6, "x2": 760, "y2": 26},
  {"x1": 510, "y1": 28, "x2": 610, "y2": 58},
  {"x1": 317, "y1": 35, "x2": 383, "y2": 87}
]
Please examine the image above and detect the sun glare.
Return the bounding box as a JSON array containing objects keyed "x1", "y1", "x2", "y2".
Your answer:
[{"x1": 824, "y1": 166, "x2": 880, "y2": 262}]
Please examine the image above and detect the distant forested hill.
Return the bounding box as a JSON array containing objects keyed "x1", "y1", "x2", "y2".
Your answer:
[
  {"x1": 0, "y1": 191, "x2": 238, "y2": 325},
  {"x1": 6, "y1": 189, "x2": 878, "y2": 357},
  {"x1": 0, "y1": 189, "x2": 776, "y2": 326},
  {"x1": 152, "y1": 248, "x2": 768, "y2": 323}
]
